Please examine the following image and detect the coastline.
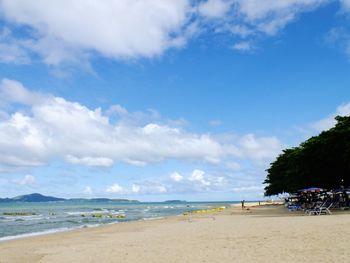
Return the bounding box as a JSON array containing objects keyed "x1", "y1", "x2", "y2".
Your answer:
[
  {"x1": 1, "y1": 204, "x2": 349, "y2": 263},
  {"x1": 0, "y1": 201, "x2": 258, "y2": 243}
]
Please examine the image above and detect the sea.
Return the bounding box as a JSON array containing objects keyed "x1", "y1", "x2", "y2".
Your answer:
[{"x1": 0, "y1": 201, "x2": 237, "y2": 241}]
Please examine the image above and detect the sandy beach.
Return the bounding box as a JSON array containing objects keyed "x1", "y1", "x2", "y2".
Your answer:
[{"x1": 0, "y1": 205, "x2": 349, "y2": 263}]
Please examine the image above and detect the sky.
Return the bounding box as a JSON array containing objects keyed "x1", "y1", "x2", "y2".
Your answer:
[{"x1": 0, "y1": 0, "x2": 350, "y2": 201}]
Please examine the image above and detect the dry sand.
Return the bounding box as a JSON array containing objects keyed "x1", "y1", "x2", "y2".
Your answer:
[{"x1": 0, "y1": 205, "x2": 349, "y2": 263}]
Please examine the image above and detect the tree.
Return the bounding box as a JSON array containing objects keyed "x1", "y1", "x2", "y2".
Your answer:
[{"x1": 264, "y1": 116, "x2": 350, "y2": 196}]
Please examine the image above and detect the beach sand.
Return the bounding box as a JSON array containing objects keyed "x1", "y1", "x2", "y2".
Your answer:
[{"x1": 0, "y1": 205, "x2": 349, "y2": 263}]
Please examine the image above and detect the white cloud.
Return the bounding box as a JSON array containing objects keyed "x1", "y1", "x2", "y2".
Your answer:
[
  {"x1": 65, "y1": 155, "x2": 113, "y2": 167},
  {"x1": 176, "y1": 169, "x2": 226, "y2": 191},
  {"x1": 133, "y1": 169, "x2": 228, "y2": 195},
  {"x1": 170, "y1": 172, "x2": 184, "y2": 182},
  {"x1": 189, "y1": 169, "x2": 211, "y2": 186},
  {"x1": 198, "y1": 0, "x2": 232, "y2": 19},
  {"x1": 0, "y1": 78, "x2": 48, "y2": 105},
  {"x1": 106, "y1": 183, "x2": 123, "y2": 194},
  {"x1": 312, "y1": 102, "x2": 350, "y2": 131},
  {"x1": 129, "y1": 183, "x2": 167, "y2": 194},
  {"x1": 257, "y1": 13, "x2": 295, "y2": 36},
  {"x1": 0, "y1": 0, "x2": 339, "y2": 64},
  {"x1": 156, "y1": 185, "x2": 167, "y2": 193},
  {"x1": 19, "y1": 174, "x2": 35, "y2": 185},
  {"x1": 0, "y1": 0, "x2": 192, "y2": 64},
  {"x1": 131, "y1": 184, "x2": 141, "y2": 194},
  {"x1": 0, "y1": 79, "x2": 283, "y2": 169},
  {"x1": 83, "y1": 186, "x2": 92, "y2": 195},
  {"x1": 232, "y1": 41, "x2": 252, "y2": 51},
  {"x1": 238, "y1": 134, "x2": 284, "y2": 160},
  {"x1": 228, "y1": 25, "x2": 253, "y2": 38}
]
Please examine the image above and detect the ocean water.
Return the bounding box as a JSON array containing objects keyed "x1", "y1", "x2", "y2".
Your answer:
[{"x1": 0, "y1": 201, "x2": 236, "y2": 241}]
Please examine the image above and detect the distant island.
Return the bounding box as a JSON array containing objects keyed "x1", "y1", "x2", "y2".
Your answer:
[{"x1": 0, "y1": 193, "x2": 139, "y2": 203}]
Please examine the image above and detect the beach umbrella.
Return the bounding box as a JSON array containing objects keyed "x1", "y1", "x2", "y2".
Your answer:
[{"x1": 298, "y1": 187, "x2": 323, "y2": 193}]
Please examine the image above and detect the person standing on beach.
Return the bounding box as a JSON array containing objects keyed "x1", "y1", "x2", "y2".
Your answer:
[{"x1": 241, "y1": 200, "x2": 245, "y2": 210}]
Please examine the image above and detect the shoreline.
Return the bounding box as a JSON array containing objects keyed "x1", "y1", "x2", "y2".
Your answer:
[
  {"x1": 0, "y1": 201, "x2": 282, "y2": 243},
  {"x1": 0, "y1": 202, "x2": 236, "y2": 242}
]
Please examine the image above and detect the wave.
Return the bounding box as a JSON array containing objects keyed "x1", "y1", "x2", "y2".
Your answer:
[
  {"x1": 0, "y1": 227, "x2": 72, "y2": 242},
  {"x1": 0, "y1": 222, "x2": 111, "y2": 242}
]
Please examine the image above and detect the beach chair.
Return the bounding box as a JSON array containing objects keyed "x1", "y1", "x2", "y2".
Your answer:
[
  {"x1": 305, "y1": 202, "x2": 323, "y2": 215},
  {"x1": 306, "y1": 202, "x2": 333, "y2": 215},
  {"x1": 317, "y1": 202, "x2": 333, "y2": 215}
]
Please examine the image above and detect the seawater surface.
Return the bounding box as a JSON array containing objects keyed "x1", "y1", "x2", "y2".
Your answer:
[{"x1": 0, "y1": 201, "x2": 237, "y2": 240}]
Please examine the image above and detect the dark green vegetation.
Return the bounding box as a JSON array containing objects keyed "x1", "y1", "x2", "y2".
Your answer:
[
  {"x1": 3, "y1": 212, "x2": 36, "y2": 216},
  {"x1": 264, "y1": 116, "x2": 350, "y2": 196},
  {"x1": 81, "y1": 213, "x2": 126, "y2": 219},
  {"x1": 0, "y1": 193, "x2": 139, "y2": 203}
]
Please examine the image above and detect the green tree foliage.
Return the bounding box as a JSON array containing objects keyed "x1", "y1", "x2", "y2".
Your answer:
[{"x1": 264, "y1": 116, "x2": 350, "y2": 196}]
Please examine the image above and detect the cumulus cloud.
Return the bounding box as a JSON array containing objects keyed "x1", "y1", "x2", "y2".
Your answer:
[
  {"x1": 312, "y1": 102, "x2": 350, "y2": 131},
  {"x1": 189, "y1": 169, "x2": 211, "y2": 186},
  {"x1": 0, "y1": 78, "x2": 48, "y2": 106},
  {"x1": 116, "y1": 167, "x2": 266, "y2": 196},
  {"x1": 170, "y1": 172, "x2": 184, "y2": 182},
  {"x1": 128, "y1": 169, "x2": 227, "y2": 195},
  {"x1": 0, "y1": 0, "x2": 339, "y2": 64},
  {"x1": 0, "y1": 79, "x2": 283, "y2": 169},
  {"x1": 131, "y1": 184, "x2": 141, "y2": 194},
  {"x1": 19, "y1": 174, "x2": 35, "y2": 185},
  {"x1": 0, "y1": 0, "x2": 192, "y2": 64},
  {"x1": 237, "y1": 134, "x2": 284, "y2": 160},
  {"x1": 106, "y1": 183, "x2": 123, "y2": 194},
  {"x1": 129, "y1": 183, "x2": 167, "y2": 194},
  {"x1": 232, "y1": 41, "x2": 252, "y2": 51}
]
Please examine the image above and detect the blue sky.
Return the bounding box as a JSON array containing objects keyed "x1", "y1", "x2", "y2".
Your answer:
[{"x1": 0, "y1": 0, "x2": 350, "y2": 201}]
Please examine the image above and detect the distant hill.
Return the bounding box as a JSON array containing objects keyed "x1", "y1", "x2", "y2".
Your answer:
[
  {"x1": 2, "y1": 193, "x2": 66, "y2": 202},
  {"x1": 0, "y1": 193, "x2": 139, "y2": 203}
]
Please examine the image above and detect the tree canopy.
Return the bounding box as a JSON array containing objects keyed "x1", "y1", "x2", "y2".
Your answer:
[{"x1": 264, "y1": 116, "x2": 350, "y2": 196}]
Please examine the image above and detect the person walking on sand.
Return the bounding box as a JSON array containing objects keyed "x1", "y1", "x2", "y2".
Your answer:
[{"x1": 241, "y1": 200, "x2": 245, "y2": 210}]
